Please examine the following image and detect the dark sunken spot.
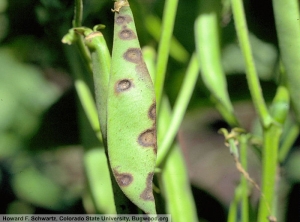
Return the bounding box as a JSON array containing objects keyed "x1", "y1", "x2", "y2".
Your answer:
[
  {"x1": 140, "y1": 173, "x2": 154, "y2": 201},
  {"x1": 116, "y1": 79, "x2": 132, "y2": 93},
  {"x1": 113, "y1": 169, "x2": 133, "y2": 187},
  {"x1": 123, "y1": 48, "x2": 142, "y2": 64},
  {"x1": 148, "y1": 103, "x2": 156, "y2": 120},
  {"x1": 115, "y1": 15, "x2": 132, "y2": 25},
  {"x1": 119, "y1": 28, "x2": 136, "y2": 40},
  {"x1": 138, "y1": 129, "x2": 156, "y2": 147},
  {"x1": 116, "y1": 16, "x2": 126, "y2": 24}
]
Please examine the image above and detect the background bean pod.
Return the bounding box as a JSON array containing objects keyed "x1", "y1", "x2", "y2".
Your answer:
[
  {"x1": 82, "y1": 28, "x2": 110, "y2": 141},
  {"x1": 272, "y1": 0, "x2": 300, "y2": 127}
]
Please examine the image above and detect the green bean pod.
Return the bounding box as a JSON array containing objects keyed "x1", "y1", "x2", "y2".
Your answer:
[
  {"x1": 195, "y1": 0, "x2": 238, "y2": 126},
  {"x1": 158, "y1": 98, "x2": 198, "y2": 222},
  {"x1": 84, "y1": 148, "x2": 116, "y2": 213},
  {"x1": 107, "y1": 0, "x2": 157, "y2": 214},
  {"x1": 79, "y1": 27, "x2": 110, "y2": 141},
  {"x1": 272, "y1": 0, "x2": 300, "y2": 124}
]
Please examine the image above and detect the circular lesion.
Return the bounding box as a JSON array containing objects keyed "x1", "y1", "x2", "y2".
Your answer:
[
  {"x1": 123, "y1": 48, "x2": 143, "y2": 64},
  {"x1": 113, "y1": 169, "x2": 134, "y2": 187},
  {"x1": 115, "y1": 79, "x2": 133, "y2": 93},
  {"x1": 115, "y1": 15, "x2": 132, "y2": 25},
  {"x1": 118, "y1": 28, "x2": 136, "y2": 40},
  {"x1": 138, "y1": 129, "x2": 156, "y2": 147},
  {"x1": 116, "y1": 16, "x2": 126, "y2": 24},
  {"x1": 148, "y1": 103, "x2": 156, "y2": 120}
]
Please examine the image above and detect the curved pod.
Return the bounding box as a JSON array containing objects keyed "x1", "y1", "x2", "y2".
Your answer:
[
  {"x1": 107, "y1": 0, "x2": 157, "y2": 214},
  {"x1": 194, "y1": 0, "x2": 238, "y2": 126},
  {"x1": 273, "y1": 0, "x2": 300, "y2": 124},
  {"x1": 84, "y1": 30, "x2": 110, "y2": 141}
]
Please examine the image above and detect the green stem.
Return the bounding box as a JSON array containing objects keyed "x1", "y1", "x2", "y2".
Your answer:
[
  {"x1": 75, "y1": 39, "x2": 93, "y2": 74},
  {"x1": 228, "y1": 184, "x2": 242, "y2": 222},
  {"x1": 159, "y1": 97, "x2": 198, "y2": 222},
  {"x1": 148, "y1": 46, "x2": 197, "y2": 219},
  {"x1": 75, "y1": 79, "x2": 103, "y2": 142},
  {"x1": 73, "y1": 0, "x2": 93, "y2": 74},
  {"x1": 63, "y1": 1, "x2": 100, "y2": 141},
  {"x1": 142, "y1": 46, "x2": 156, "y2": 82},
  {"x1": 230, "y1": 0, "x2": 271, "y2": 128},
  {"x1": 257, "y1": 124, "x2": 281, "y2": 221},
  {"x1": 73, "y1": 0, "x2": 83, "y2": 27},
  {"x1": 228, "y1": 138, "x2": 239, "y2": 158},
  {"x1": 157, "y1": 53, "x2": 199, "y2": 166},
  {"x1": 145, "y1": 15, "x2": 189, "y2": 64},
  {"x1": 240, "y1": 134, "x2": 249, "y2": 222},
  {"x1": 279, "y1": 124, "x2": 299, "y2": 163},
  {"x1": 154, "y1": 0, "x2": 179, "y2": 112},
  {"x1": 161, "y1": 143, "x2": 198, "y2": 222}
]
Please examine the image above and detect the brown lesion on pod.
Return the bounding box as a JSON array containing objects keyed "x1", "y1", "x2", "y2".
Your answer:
[
  {"x1": 123, "y1": 48, "x2": 143, "y2": 64},
  {"x1": 118, "y1": 28, "x2": 136, "y2": 40},
  {"x1": 115, "y1": 15, "x2": 132, "y2": 25},
  {"x1": 140, "y1": 173, "x2": 154, "y2": 201},
  {"x1": 135, "y1": 63, "x2": 151, "y2": 79},
  {"x1": 115, "y1": 79, "x2": 133, "y2": 93},
  {"x1": 153, "y1": 143, "x2": 157, "y2": 154},
  {"x1": 113, "y1": 169, "x2": 133, "y2": 187},
  {"x1": 148, "y1": 103, "x2": 156, "y2": 121},
  {"x1": 138, "y1": 129, "x2": 156, "y2": 147}
]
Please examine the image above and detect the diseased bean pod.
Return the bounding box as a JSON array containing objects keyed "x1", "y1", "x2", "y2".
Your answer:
[{"x1": 107, "y1": 0, "x2": 157, "y2": 214}]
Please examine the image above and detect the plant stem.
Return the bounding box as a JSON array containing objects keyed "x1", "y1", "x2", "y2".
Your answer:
[
  {"x1": 146, "y1": 45, "x2": 197, "y2": 220},
  {"x1": 145, "y1": 15, "x2": 189, "y2": 64},
  {"x1": 154, "y1": 0, "x2": 179, "y2": 112},
  {"x1": 230, "y1": 0, "x2": 281, "y2": 219},
  {"x1": 73, "y1": 0, "x2": 83, "y2": 27},
  {"x1": 75, "y1": 78, "x2": 103, "y2": 141},
  {"x1": 228, "y1": 184, "x2": 242, "y2": 222},
  {"x1": 257, "y1": 124, "x2": 281, "y2": 221},
  {"x1": 159, "y1": 97, "x2": 198, "y2": 222},
  {"x1": 240, "y1": 134, "x2": 249, "y2": 222},
  {"x1": 73, "y1": 0, "x2": 93, "y2": 73},
  {"x1": 230, "y1": 0, "x2": 271, "y2": 128},
  {"x1": 279, "y1": 124, "x2": 299, "y2": 163},
  {"x1": 157, "y1": 53, "x2": 199, "y2": 166}
]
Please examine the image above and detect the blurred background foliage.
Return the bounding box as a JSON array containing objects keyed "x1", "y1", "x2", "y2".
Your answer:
[{"x1": 0, "y1": 0, "x2": 300, "y2": 220}]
